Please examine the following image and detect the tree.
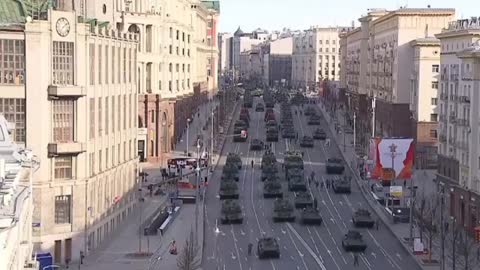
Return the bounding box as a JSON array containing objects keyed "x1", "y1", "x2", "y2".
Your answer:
[
  {"x1": 456, "y1": 227, "x2": 477, "y2": 270},
  {"x1": 177, "y1": 230, "x2": 201, "y2": 270},
  {"x1": 421, "y1": 193, "x2": 440, "y2": 262}
]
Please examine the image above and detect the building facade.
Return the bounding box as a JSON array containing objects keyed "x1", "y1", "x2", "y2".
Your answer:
[
  {"x1": 340, "y1": 8, "x2": 455, "y2": 151},
  {"x1": 292, "y1": 27, "x2": 342, "y2": 91},
  {"x1": 435, "y1": 18, "x2": 480, "y2": 232},
  {"x1": 409, "y1": 38, "x2": 441, "y2": 169},
  {"x1": 263, "y1": 37, "x2": 293, "y2": 87},
  {"x1": 0, "y1": 2, "x2": 139, "y2": 264},
  {"x1": 218, "y1": 32, "x2": 232, "y2": 75},
  {"x1": 0, "y1": 116, "x2": 37, "y2": 270}
]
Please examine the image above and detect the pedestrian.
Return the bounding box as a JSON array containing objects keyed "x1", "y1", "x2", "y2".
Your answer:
[
  {"x1": 404, "y1": 180, "x2": 407, "y2": 188},
  {"x1": 251, "y1": 160, "x2": 254, "y2": 168},
  {"x1": 320, "y1": 182, "x2": 324, "y2": 189},
  {"x1": 326, "y1": 179, "x2": 330, "y2": 189},
  {"x1": 315, "y1": 181, "x2": 319, "y2": 188},
  {"x1": 248, "y1": 243, "x2": 253, "y2": 256},
  {"x1": 353, "y1": 253, "x2": 359, "y2": 266}
]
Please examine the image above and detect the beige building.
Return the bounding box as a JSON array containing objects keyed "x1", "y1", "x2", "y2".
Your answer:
[
  {"x1": 409, "y1": 38, "x2": 441, "y2": 168},
  {"x1": 292, "y1": 27, "x2": 341, "y2": 91},
  {"x1": 0, "y1": 2, "x2": 139, "y2": 264},
  {"x1": 0, "y1": 116, "x2": 37, "y2": 270},
  {"x1": 435, "y1": 18, "x2": 480, "y2": 231},
  {"x1": 339, "y1": 8, "x2": 454, "y2": 150},
  {"x1": 114, "y1": 0, "x2": 219, "y2": 164}
]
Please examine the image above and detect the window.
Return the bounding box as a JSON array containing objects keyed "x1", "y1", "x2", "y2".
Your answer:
[
  {"x1": 105, "y1": 46, "x2": 109, "y2": 84},
  {"x1": 169, "y1": 45, "x2": 172, "y2": 54},
  {"x1": 182, "y1": 32, "x2": 185, "y2": 41},
  {"x1": 187, "y1": 79, "x2": 190, "y2": 88},
  {"x1": 112, "y1": 46, "x2": 115, "y2": 83},
  {"x1": 123, "y1": 95, "x2": 126, "y2": 130},
  {"x1": 430, "y1": 129, "x2": 438, "y2": 138},
  {"x1": 169, "y1": 63, "x2": 172, "y2": 72},
  {"x1": 176, "y1": 80, "x2": 179, "y2": 91},
  {"x1": 52, "y1": 41, "x2": 76, "y2": 85},
  {"x1": 123, "y1": 141, "x2": 126, "y2": 161},
  {"x1": 117, "y1": 47, "x2": 121, "y2": 83},
  {"x1": 176, "y1": 30, "x2": 179, "y2": 40},
  {"x1": 432, "y1": 81, "x2": 438, "y2": 89},
  {"x1": 176, "y1": 63, "x2": 179, "y2": 72},
  {"x1": 99, "y1": 150, "x2": 102, "y2": 172},
  {"x1": 432, "y1": 65, "x2": 439, "y2": 73},
  {"x1": 53, "y1": 100, "x2": 74, "y2": 142},
  {"x1": 89, "y1": 98, "x2": 95, "y2": 139},
  {"x1": 123, "y1": 48, "x2": 127, "y2": 83},
  {"x1": 112, "y1": 97, "x2": 115, "y2": 133},
  {"x1": 326, "y1": 40, "x2": 329, "y2": 45},
  {"x1": 0, "y1": 39, "x2": 25, "y2": 85},
  {"x1": 129, "y1": 48, "x2": 132, "y2": 83},
  {"x1": 319, "y1": 40, "x2": 322, "y2": 44},
  {"x1": 187, "y1": 64, "x2": 190, "y2": 72},
  {"x1": 106, "y1": 148, "x2": 109, "y2": 169},
  {"x1": 54, "y1": 156, "x2": 73, "y2": 179},
  {"x1": 332, "y1": 40, "x2": 336, "y2": 45},
  {"x1": 169, "y1": 27, "x2": 173, "y2": 38},
  {"x1": 431, "y1": 98, "x2": 438, "y2": 105},
  {"x1": 176, "y1": 46, "x2": 179, "y2": 55},
  {"x1": 98, "y1": 45, "x2": 102, "y2": 84},
  {"x1": 129, "y1": 94, "x2": 132, "y2": 128},
  {"x1": 117, "y1": 96, "x2": 121, "y2": 131},
  {"x1": 98, "y1": 97, "x2": 102, "y2": 136},
  {"x1": 332, "y1": 48, "x2": 336, "y2": 53},
  {"x1": 89, "y1": 44, "x2": 95, "y2": 85},
  {"x1": 187, "y1": 49, "x2": 190, "y2": 57},
  {"x1": 105, "y1": 97, "x2": 109, "y2": 135},
  {"x1": 182, "y1": 64, "x2": 185, "y2": 72},
  {"x1": 319, "y1": 48, "x2": 322, "y2": 53},
  {"x1": 430, "y1": 113, "x2": 438, "y2": 122},
  {"x1": 188, "y1": 35, "x2": 190, "y2": 43},
  {"x1": 55, "y1": 195, "x2": 71, "y2": 224},
  {"x1": 169, "y1": 80, "x2": 172, "y2": 91},
  {"x1": 0, "y1": 98, "x2": 25, "y2": 143}
]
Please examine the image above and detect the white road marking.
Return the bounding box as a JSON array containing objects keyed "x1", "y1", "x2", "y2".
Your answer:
[{"x1": 286, "y1": 223, "x2": 327, "y2": 270}]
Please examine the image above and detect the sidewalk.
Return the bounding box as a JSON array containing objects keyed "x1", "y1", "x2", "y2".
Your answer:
[{"x1": 316, "y1": 100, "x2": 440, "y2": 270}]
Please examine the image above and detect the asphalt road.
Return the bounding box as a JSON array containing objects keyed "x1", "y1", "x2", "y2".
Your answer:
[{"x1": 202, "y1": 97, "x2": 422, "y2": 270}]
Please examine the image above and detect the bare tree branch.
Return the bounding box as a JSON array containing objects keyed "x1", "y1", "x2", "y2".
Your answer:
[{"x1": 177, "y1": 229, "x2": 201, "y2": 270}]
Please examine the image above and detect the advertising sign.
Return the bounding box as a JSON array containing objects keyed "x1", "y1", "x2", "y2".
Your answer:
[
  {"x1": 389, "y1": 186, "x2": 403, "y2": 197},
  {"x1": 368, "y1": 138, "x2": 415, "y2": 180}
]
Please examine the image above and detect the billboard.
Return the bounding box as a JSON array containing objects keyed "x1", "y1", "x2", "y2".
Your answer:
[{"x1": 368, "y1": 138, "x2": 415, "y2": 180}]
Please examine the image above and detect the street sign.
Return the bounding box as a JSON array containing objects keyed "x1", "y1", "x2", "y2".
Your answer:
[{"x1": 389, "y1": 186, "x2": 403, "y2": 197}]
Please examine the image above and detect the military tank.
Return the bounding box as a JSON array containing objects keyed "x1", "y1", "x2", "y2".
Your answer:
[
  {"x1": 286, "y1": 168, "x2": 304, "y2": 180},
  {"x1": 266, "y1": 127, "x2": 279, "y2": 142},
  {"x1": 263, "y1": 179, "x2": 283, "y2": 199},
  {"x1": 261, "y1": 151, "x2": 277, "y2": 168},
  {"x1": 272, "y1": 198, "x2": 296, "y2": 222},
  {"x1": 222, "y1": 163, "x2": 240, "y2": 182},
  {"x1": 332, "y1": 176, "x2": 351, "y2": 194},
  {"x1": 219, "y1": 181, "x2": 239, "y2": 200},
  {"x1": 313, "y1": 128, "x2": 327, "y2": 140},
  {"x1": 261, "y1": 163, "x2": 278, "y2": 181},
  {"x1": 226, "y1": 153, "x2": 242, "y2": 169},
  {"x1": 342, "y1": 230, "x2": 367, "y2": 252},
  {"x1": 284, "y1": 151, "x2": 304, "y2": 171},
  {"x1": 352, "y1": 209, "x2": 375, "y2": 228},
  {"x1": 326, "y1": 158, "x2": 345, "y2": 174},
  {"x1": 288, "y1": 177, "x2": 307, "y2": 192},
  {"x1": 257, "y1": 237, "x2": 280, "y2": 259},
  {"x1": 307, "y1": 115, "x2": 321, "y2": 125},
  {"x1": 301, "y1": 207, "x2": 323, "y2": 225},
  {"x1": 220, "y1": 200, "x2": 243, "y2": 224},
  {"x1": 294, "y1": 191, "x2": 314, "y2": 209}
]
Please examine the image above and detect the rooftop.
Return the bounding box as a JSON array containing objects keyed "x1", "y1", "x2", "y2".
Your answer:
[
  {"x1": 201, "y1": 1, "x2": 220, "y2": 13},
  {"x1": 0, "y1": 0, "x2": 55, "y2": 25}
]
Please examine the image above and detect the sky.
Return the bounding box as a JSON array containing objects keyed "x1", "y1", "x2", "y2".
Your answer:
[{"x1": 218, "y1": 0, "x2": 480, "y2": 33}]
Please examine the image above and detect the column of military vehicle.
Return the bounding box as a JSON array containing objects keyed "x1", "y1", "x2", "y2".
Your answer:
[{"x1": 218, "y1": 152, "x2": 243, "y2": 224}]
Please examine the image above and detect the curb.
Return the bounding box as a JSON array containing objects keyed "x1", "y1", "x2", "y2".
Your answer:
[{"x1": 316, "y1": 102, "x2": 429, "y2": 270}]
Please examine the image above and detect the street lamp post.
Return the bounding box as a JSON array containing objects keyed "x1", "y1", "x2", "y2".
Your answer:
[
  {"x1": 195, "y1": 139, "x2": 201, "y2": 242},
  {"x1": 353, "y1": 112, "x2": 357, "y2": 151},
  {"x1": 210, "y1": 109, "x2": 214, "y2": 171},
  {"x1": 186, "y1": 118, "x2": 191, "y2": 156}
]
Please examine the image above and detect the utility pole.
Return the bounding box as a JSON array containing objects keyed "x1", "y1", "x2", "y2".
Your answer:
[
  {"x1": 195, "y1": 139, "x2": 201, "y2": 242},
  {"x1": 353, "y1": 111, "x2": 357, "y2": 151},
  {"x1": 211, "y1": 109, "x2": 214, "y2": 171},
  {"x1": 440, "y1": 189, "x2": 445, "y2": 270},
  {"x1": 371, "y1": 95, "x2": 376, "y2": 137},
  {"x1": 186, "y1": 118, "x2": 191, "y2": 156},
  {"x1": 409, "y1": 177, "x2": 416, "y2": 245}
]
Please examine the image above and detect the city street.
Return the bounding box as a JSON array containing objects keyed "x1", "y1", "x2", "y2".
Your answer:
[{"x1": 201, "y1": 97, "x2": 421, "y2": 270}]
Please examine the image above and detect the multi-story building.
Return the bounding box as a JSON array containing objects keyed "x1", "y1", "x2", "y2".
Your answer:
[
  {"x1": 292, "y1": 27, "x2": 342, "y2": 91},
  {"x1": 231, "y1": 27, "x2": 264, "y2": 77},
  {"x1": 0, "y1": 116, "x2": 37, "y2": 270},
  {"x1": 261, "y1": 37, "x2": 293, "y2": 87},
  {"x1": 339, "y1": 8, "x2": 454, "y2": 149},
  {"x1": 409, "y1": 38, "x2": 441, "y2": 168},
  {"x1": 239, "y1": 45, "x2": 262, "y2": 80},
  {"x1": 436, "y1": 18, "x2": 480, "y2": 231},
  {"x1": 218, "y1": 32, "x2": 233, "y2": 76},
  {"x1": 0, "y1": 2, "x2": 139, "y2": 264},
  {"x1": 115, "y1": 0, "x2": 219, "y2": 164}
]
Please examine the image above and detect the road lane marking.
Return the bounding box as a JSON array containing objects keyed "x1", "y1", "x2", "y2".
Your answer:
[{"x1": 286, "y1": 223, "x2": 327, "y2": 270}]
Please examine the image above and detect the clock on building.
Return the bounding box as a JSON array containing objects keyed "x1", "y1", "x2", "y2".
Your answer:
[{"x1": 56, "y1": 17, "x2": 70, "y2": 37}]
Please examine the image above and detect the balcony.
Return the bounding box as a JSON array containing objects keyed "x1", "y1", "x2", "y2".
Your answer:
[
  {"x1": 48, "y1": 142, "x2": 86, "y2": 157},
  {"x1": 440, "y1": 93, "x2": 448, "y2": 100},
  {"x1": 48, "y1": 85, "x2": 86, "y2": 97},
  {"x1": 459, "y1": 96, "x2": 471, "y2": 103}
]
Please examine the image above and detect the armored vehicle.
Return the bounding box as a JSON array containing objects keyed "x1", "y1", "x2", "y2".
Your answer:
[
  {"x1": 352, "y1": 209, "x2": 375, "y2": 228},
  {"x1": 288, "y1": 177, "x2": 307, "y2": 192},
  {"x1": 332, "y1": 177, "x2": 351, "y2": 194},
  {"x1": 301, "y1": 207, "x2": 323, "y2": 225},
  {"x1": 255, "y1": 103, "x2": 265, "y2": 112},
  {"x1": 220, "y1": 200, "x2": 243, "y2": 224},
  {"x1": 239, "y1": 113, "x2": 250, "y2": 126},
  {"x1": 250, "y1": 139, "x2": 264, "y2": 151},
  {"x1": 282, "y1": 129, "x2": 296, "y2": 139},
  {"x1": 326, "y1": 158, "x2": 345, "y2": 174},
  {"x1": 219, "y1": 181, "x2": 239, "y2": 199},
  {"x1": 313, "y1": 129, "x2": 327, "y2": 140},
  {"x1": 294, "y1": 192, "x2": 314, "y2": 209},
  {"x1": 284, "y1": 151, "x2": 304, "y2": 170},
  {"x1": 300, "y1": 136, "x2": 314, "y2": 148},
  {"x1": 233, "y1": 120, "x2": 248, "y2": 131},
  {"x1": 266, "y1": 127, "x2": 279, "y2": 142},
  {"x1": 257, "y1": 238, "x2": 280, "y2": 259},
  {"x1": 263, "y1": 179, "x2": 283, "y2": 198},
  {"x1": 307, "y1": 115, "x2": 321, "y2": 125},
  {"x1": 261, "y1": 164, "x2": 278, "y2": 181},
  {"x1": 226, "y1": 153, "x2": 242, "y2": 169},
  {"x1": 222, "y1": 163, "x2": 239, "y2": 182},
  {"x1": 286, "y1": 168, "x2": 304, "y2": 181},
  {"x1": 272, "y1": 199, "x2": 296, "y2": 222},
  {"x1": 264, "y1": 111, "x2": 276, "y2": 122},
  {"x1": 342, "y1": 230, "x2": 367, "y2": 252},
  {"x1": 261, "y1": 151, "x2": 277, "y2": 168}
]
